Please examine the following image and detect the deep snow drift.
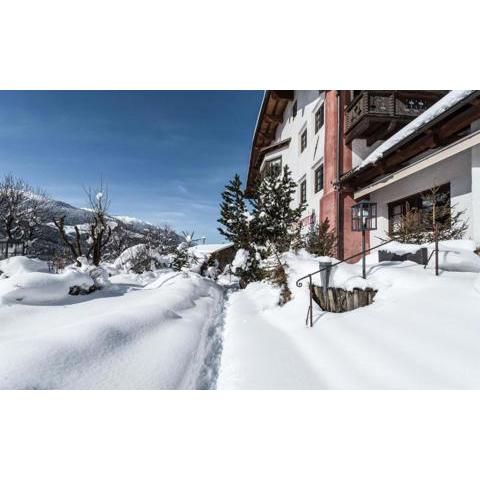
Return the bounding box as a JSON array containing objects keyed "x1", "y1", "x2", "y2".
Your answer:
[
  {"x1": 0, "y1": 257, "x2": 224, "y2": 389},
  {"x1": 2, "y1": 239, "x2": 480, "y2": 390},
  {"x1": 217, "y1": 244, "x2": 480, "y2": 389}
]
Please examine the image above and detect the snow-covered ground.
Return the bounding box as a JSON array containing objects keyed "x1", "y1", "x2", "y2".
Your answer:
[
  {"x1": 218, "y1": 246, "x2": 480, "y2": 389},
  {"x1": 2, "y1": 240, "x2": 480, "y2": 390},
  {"x1": 0, "y1": 257, "x2": 224, "y2": 389}
]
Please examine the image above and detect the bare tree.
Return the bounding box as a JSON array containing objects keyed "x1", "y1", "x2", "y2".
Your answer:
[
  {"x1": 53, "y1": 179, "x2": 113, "y2": 266},
  {"x1": 0, "y1": 173, "x2": 51, "y2": 244},
  {"x1": 387, "y1": 185, "x2": 469, "y2": 244},
  {"x1": 85, "y1": 181, "x2": 113, "y2": 266},
  {"x1": 105, "y1": 221, "x2": 137, "y2": 260},
  {"x1": 52, "y1": 216, "x2": 84, "y2": 266}
]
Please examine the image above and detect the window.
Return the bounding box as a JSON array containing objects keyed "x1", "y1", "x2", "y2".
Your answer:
[
  {"x1": 261, "y1": 157, "x2": 282, "y2": 179},
  {"x1": 300, "y1": 129, "x2": 307, "y2": 153},
  {"x1": 300, "y1": 180, "x2": 307, "y2": 204},
  {"x1": 314, "y1": 165, "x2": 324, "y2": 193},
  {"x1": 315, "y1": 104, "x2": 324, "y2": 133},
  {"x1": 292, "y1": 100, "x2": 297, "y2": 118},
  {"x1": 388, "y1": 183, "x2": 450, "y2": 234}
]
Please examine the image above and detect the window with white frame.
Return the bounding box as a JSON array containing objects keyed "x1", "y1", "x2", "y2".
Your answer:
[
  {"x1": 300, "y1": 179, "x2": 307, "y2": 204},
  {"x1": 314, "y1": 164, "x2": 324, "y2": 193},
  {"x1": 314, "y1": 103, "x2": 324, "y2": 133},
  {"x1": 261, "y1": 157, "x2": 282, "y2": 180},
  {"x1": 300, "y1": 128, "x2": 307, "y2": 153}
]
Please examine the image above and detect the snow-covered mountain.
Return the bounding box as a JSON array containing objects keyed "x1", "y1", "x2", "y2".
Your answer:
[{"x1": 28, "y1": 198, "x2": 181, "y2": 260}]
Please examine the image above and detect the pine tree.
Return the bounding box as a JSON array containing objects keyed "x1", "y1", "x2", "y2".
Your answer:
[
  {"x1": 251, "y1": 165, "x2": 305, "y2": 254},
  {"x1": 171, "y1": 231, "x2": 198, "y2": 271},
  {"x1": 218, "y1": 174, "x2": 250, "y2": 249},
  {"x1": 233, "y1": 247, "x2": 266, "y2": 289},
  {"x1": 305, "y1": 217, "x2": 337, "y2": 257},
  {"x1": 171, "y1": 241, "x2": 190, "y2": 271}
]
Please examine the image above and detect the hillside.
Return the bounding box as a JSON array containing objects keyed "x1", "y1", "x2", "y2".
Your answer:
[{"x1": 24, "y1": 198, "x2": 181, "y2": 261}]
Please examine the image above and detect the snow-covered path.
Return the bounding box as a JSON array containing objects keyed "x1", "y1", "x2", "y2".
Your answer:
[
  {"x1": 217, "y1": 285, "x2": 324, "y2": 389},
  {"x1": 0, "y1": 271, "x2": 224, "y2": 389}
]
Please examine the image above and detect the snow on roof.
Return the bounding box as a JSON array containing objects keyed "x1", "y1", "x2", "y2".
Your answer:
[
  {"x1": 189, "y1": 243, "x2": 233, "y2": 255},
  {"x1": 352, "y1": 90, "x2": 476, "y2": 173}
]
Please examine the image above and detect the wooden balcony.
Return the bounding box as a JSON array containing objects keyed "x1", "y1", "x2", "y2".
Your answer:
[{"x1": 345, "y1": 91, "x2": 446, "y2": 145}]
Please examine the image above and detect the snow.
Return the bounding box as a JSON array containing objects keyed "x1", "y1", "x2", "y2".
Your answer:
[
  {"x1": 231, "y1": 248, "x2": 249, "y2": 272},
  {"x1": 218, "y1": 247, "x2": 480, "y2": 389},
  {"x1": 114, "y1": 215, "x2": 153, "y2": 228},
  {"x1": 474, "y1": 274, "x2": 480, "y2": 295},
  {"x1": 113, "y1": 244, "x2": 147, "y2": 269},
  {"x1": 113, "y1": 244, "x2": 171, "y2": 271},
  {"x1": 380, "y1": 241, "x2": 423, "y2": 255},
  {"x1": 0, "y1": 269, "x2": 224, "y2": 389},
  {"x1": 3, "y1": 238, "x2": 480, "y2": 389},
  {"x1": 190, "y1": 243, "x2": 232, "y2": 255},
  {"x1": 0, "y1": 269, "x2": 94, "y2": 305},
  {"x1": 189, "y1": 243, "x2": 232, "y2": 263},
  {"x1": 354, "y1": 90, "x2": 476, "y2": 173},
  {"x1": 0, "y1": 256, "x2": 49, "y2": 277}
]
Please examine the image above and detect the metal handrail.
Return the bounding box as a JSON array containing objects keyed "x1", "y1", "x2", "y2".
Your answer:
[
  {"x1": 296, "y1": 239, "x2": 394, "y2": 288},
  {"x1": 296, "y1": 239, "x2": 394, "y2": 328}
]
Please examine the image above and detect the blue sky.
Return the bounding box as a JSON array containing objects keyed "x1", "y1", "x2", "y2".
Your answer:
[{"x1": 0, "y1": 90, "x2": 263, "y2": 243}]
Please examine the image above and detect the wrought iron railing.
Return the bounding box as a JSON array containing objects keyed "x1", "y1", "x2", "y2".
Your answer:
[{"x1": 296, "y1": 239, "x2": 394, "y2": 327}]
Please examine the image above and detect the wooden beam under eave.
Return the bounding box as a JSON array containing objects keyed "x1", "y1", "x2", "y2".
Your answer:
[
  {"x1": 265, "y1": 112, "x2": 283, "y2": 124},
  {"x1": 272, "y1": 90, "x2": 294, "y2": 101},
  {"x1": 437, "y1": 104, "x2": 480, "y2": 139}
]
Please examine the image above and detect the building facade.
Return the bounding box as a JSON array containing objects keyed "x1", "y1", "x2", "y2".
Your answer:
[{"x1": 247, "y1": 90, "x2": 480, "y2": 260}]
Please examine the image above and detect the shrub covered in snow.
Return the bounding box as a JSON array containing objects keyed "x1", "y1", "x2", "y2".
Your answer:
[
  {"x1": 305, "y1": 218, "x2": 337, "y2": 257},
  {"x1": 113, "y1": 244, "x2": 171, "y2": 273},
  {"x1": 0, "y1": 256, "x2": 49, "y2": 278},
  {"x1": 0, "y1": 268, "x2": 94, "y2": 305}
]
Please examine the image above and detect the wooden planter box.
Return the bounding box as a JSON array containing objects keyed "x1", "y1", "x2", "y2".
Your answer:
[
  {"x1": 378, "y1": 247, "x2": 428, "y2": 265},
  {"x1": 312, "y1": 286, "x2": 377, "y2": 313}
]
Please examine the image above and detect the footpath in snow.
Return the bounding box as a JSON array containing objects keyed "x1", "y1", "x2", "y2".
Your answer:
[
  {"x1": 0, "y1": 258, "x2": 224, "y2": 389},
  {"x1": 217, "y1": 245, "x2": 480, "y2": 389}
]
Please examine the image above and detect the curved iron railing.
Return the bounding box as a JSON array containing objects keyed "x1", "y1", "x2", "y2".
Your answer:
[{"x1": 296, "y1": 239, "x2": 394, "y2": 327}]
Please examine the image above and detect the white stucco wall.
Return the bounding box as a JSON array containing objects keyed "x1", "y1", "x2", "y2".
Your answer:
[
  {"x1": 259, "y1": 90, "x2": 326, "y2": 228},
  {"x1": 368, "y1": 149, "x2": 473, "y2": 247},
  {"x1": 351, "y1": 138, "x2": 382, "y2": 169}
]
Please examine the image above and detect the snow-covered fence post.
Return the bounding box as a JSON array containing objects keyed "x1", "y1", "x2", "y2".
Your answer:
[{"x1": 319, "y1": 259, "x2": 332, "y2": 310}]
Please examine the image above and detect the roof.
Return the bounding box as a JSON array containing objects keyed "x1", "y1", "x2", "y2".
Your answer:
[
  {"x1": 340, "y1": 90, "x2": 480, "y2": 188},
  {"x1": 245, "y1": 90, "x2": 294, "y2": 195},
  {"x1": 189, "y1": 243, "x2": 234, "y2": 258}
]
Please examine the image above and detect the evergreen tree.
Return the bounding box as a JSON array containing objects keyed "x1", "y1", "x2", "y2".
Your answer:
[
  {"x1": 251, "y1": 165, "x2": 305, "y2": 253},
  {"x1": 305, "y1": 217, "x2": 337, "y2": 257},
  {"x1": 233, "y1": 247, "x2": 266, "y2": 289},
  {"x1": 218, "y1": 174, "x2": 250, "y2": 249},
  {"x1": 171, "y1": 231, "x2": 198, "y2": 271},
  {"x1": 171, "y1": 242, "x2": 190, "y2": 271}
]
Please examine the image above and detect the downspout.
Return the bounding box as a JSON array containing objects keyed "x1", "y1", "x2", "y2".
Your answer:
[{"x1": 335, "y1": 91, "x2": 344, "y2": 259}]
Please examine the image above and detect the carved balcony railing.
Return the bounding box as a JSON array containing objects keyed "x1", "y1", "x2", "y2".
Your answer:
[{"x1": 345, "y1": 91, "x2": 446, "y2": 146}]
